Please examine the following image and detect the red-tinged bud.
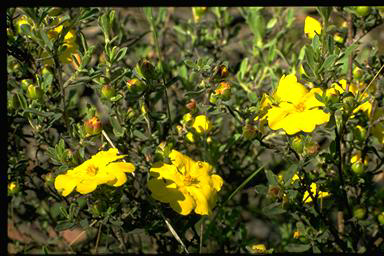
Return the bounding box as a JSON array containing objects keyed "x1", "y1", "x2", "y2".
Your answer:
[
  {"x1": 186, "y1": 99, "x2": 197, "y2": 111},
  {"x1": 84, "y1": 116, "x2": 102, "y2": 135},
  {"x1": 101, "y1": 84, "x2": 116, "y2": 99}
]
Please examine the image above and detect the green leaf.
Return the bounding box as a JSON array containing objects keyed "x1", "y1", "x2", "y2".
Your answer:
[
  {"x1": 311, "y1": 34, "x2": 320, "y2": 50},
  {"x1": 238, "y1": 57, "x2": 249, "y2": 81},
  {"x1": 344, "y1": 43, "x2": 359, "y2": 58},
  {"x1": 265, "y1": 169, "x2": 278, "y2": 186},
  {"x1": 39, "y1": 28, "x2": 53, "y2": 51},
  {"x1": 284, "y1": 164, "x2": 297, "y2": 184},
  {"x1": 319, "y1": 54, "x2": 338, "y2": 72},
  {"x1": 262, "y1": 202, "x2": 286, "y2": 216},
  {"x1": 224, "y1": 165, "x2": 264, "y2": 205},
  {"x1": 266, "y1": 17, "x2": 277, "y2": 29},
  {"x1": 286, "y1": 243, "x2": 311, "y2": 252},
  {"x1": 110, "y1": 94, "x2": 123, "y2": 102},
  {"x1": 109, "y1": 116, "x2": 124, "y2": 138},
  {"x1": 133, "y1": 129, "x2": 148, "y2": 140},
  {"x1": 248, "y1": 92, "x2": 258, "y2": 104},
  {"x1": 326, "y1": 34, "x2": 334, "y2": 54},
  {"x1": 55, "y1": 220, "x2": 76, "y2": 232}
]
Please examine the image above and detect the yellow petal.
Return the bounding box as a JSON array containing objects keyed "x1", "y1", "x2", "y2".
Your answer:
[
  {"x1": 275, "y1": 74, "x2": 308, "y2": 104},
  {"x1": 148, "y1": 178, "x2": 181, "y2": 203},
  {"x1": 169, "y1": 191, "x2": 195, "y2": 215},
  {"x1": 211, "y1": 174, "x2": 224, "y2": 191},
  {"x1": 304, "y1": 16, "x2": 322, "y2": 39},
  {"x1": 192, "y1": 115, "x2": 212, "y2": 134},
  {"x1": 187, "y1": 186, "x2": 211, "y2": 215},
  {"x1": 190, "y1": 160, "x2": 212, "y2": 178},
  {"x1": 54, "y1": 174, "x2": 78, "y2": 196},
  {"x1": 91, "y1": 148, "x2": 126, "y2": 167},
  {"x1": 304, "y1": 88, "x2": 325, "y2": 108},
  {"x1": 169, "y1": 150, "x2": 194, "y2": 174},
  {"x1": 75, "y1": 179, "x2": 99, "y2": 194},
  {"x1": 150, "y1": 162, "x2": 184, "y2": 186}
]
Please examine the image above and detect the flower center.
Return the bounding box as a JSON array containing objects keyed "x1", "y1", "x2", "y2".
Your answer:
[
  {"x1": 295, "y1": 102, "x2": 306, "y2": 112},
  {"x1": 86, "y1": 164, "x2": 99, "y2": 176},
  {"x1": 183, "y1": 174, "x2": 197, "y2": 186}
]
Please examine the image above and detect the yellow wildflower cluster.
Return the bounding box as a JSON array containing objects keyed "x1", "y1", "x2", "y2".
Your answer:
[
  {"x1": 266, "y1": 74, "x2": 330, "y2": 135},
  {"x1": 54, "y1": 148, "x2": 135, "y2": 196},
  {"x1": 147, "y1": 150, "x2": 223, "y2": 215},
  {"x1": 181, "y1": 114, "x2": 212, "y2": 143},
  {"x1": 304, "y1": 16, "x2": 322, "y2": 39},
  {"x1": 279, "y1": 173, "x2": 330, "y2": 203},
  {"x1": 326, "y1": 79, "x2": 373, "y2": 116}
]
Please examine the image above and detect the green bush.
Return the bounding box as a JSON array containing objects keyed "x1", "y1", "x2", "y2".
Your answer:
[{"x1": 7, "y1": 6, "x2": 384, "y2": 253}]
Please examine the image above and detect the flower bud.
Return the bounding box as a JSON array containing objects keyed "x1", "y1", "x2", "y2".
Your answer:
[
  {"x1": 16, "y1": 16, "x2": 33, "y2": 36},
  {"x1": 209, "y1": 93, "x2": 218, "y2": 104},
  {"x1": 42, "y1": 65, "x2": 53, "y2": 76},
  {"x1": 293, "y1": 230, "x2": 300, "y2": 239},
  {"x1": 186, "y1": 99, "x2": 197, "y2": 111},
  {"x1": 292, "y1": 136, "x2": 304, "y2": 154},
  {"x1": 21, "y1": 79, "x2": 33, "y2": 91},
  {"x1": 304, "y1": 141, "x2": 319, "y2": 156},
  {"x1": 127, "y1": 78, "x2": 145, "y2": 94},
  {"x1": 218, "y1": 65, "x2": 229, "y2": 78},
  {"x1": 267, "y1": 185, "x2": 282, "y2": 200},
  {"x1": 127, "y1": 107, "x2": 136, "y2": 119},
  {"x1": 378, "y1": 211, "x2": 384, "y2": 225},
  {"x1": 356, "y1": 6, "x2": 370, "y2": 17},
  {"x1": 192, "y1": 7, "x2": 208, "y2": 23},
  {"x1": 354, "y1": 125, "x2": 367, "y2": 141},
  {"x1": 140, "y1": 102, "x2": 149, "y2": 115},
  {"x1": 242, "y1": 124, "x2": 257, "y2": 140},
  {"x1": 342, "y1": 95, "x2": 355, "y2": 111},
  {"x1": 84, "y1": 116, "x2": 102, "y2": 135},
  {"x1": 333, "y1": 33, "x2": 344, "y2": 44},
  {"x1": 182, "y1": 113, "x2": 194, "y2": 127},
  {"x1": 353, "y1": 66, "x2": 363, "y2": 80},
  {"x1": 249, "y1": 244, "x2": 267, "y2": 254},
  {"x1": 214, "y1": 81, "x2": 231, "y2": 101},
  {"x1": 101, "y1": 84, "x2": 116, "y2": 99},
  {"x1": 353, "y1": 207, "x2": 366, "y2": 220},
  {"x1": 351, "y1": 161, "x2": 364, "y2": 175},
  {"x1": 139, "y1": 59, "x2": 156, "y2": 80},
  {"x1": 27, "y1": 84, "x2": 43, "y2": 100}
]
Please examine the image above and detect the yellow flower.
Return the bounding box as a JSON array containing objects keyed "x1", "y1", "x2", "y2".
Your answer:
[
  {"x1": 186, "y1": 132, "x2": 195, "y2": 143},
  {"x1": 249, "y1": 244, "x2": 267, "y2": 253},
  {"x1": 282, "y1": 173, "x2": 330, "y2": 203},
  {"x1": 266, "y1": 74, "x2": 330, "y2": 135},
  {"x1": 43, "y1": 17, "x2": 78, "y2": 65},
  {"x1": 54, "y1": 148, "x2": 135, "y2": 196},
  {"x1": 293, "y1": 230, "x2": 300, "y2": 239},
  {"x1": 147, "y1": 150, "x2": 223, "y2": 215},
  {"x1": 304, "y1": 16, "x2": 322, "y2": 39},
  {"x1": 327, "y1": 79, "x2": 373, "y2": 116},
  {"x1": 8, "y1": 182, "x2": 17, "y2": 191},
  {"x1": 350, "y1": 152, "x2": 369, "y2": 166},
  {"x1": 192, "y1": 115, "x2": 212, "y2": 134},
  {"x1": 302, "y1": 182, "x2": 330, "y2": 203}
]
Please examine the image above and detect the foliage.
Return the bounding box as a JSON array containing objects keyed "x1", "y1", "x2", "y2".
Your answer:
[{"x1": 7, "y1": 6, "x2": 384, "y2": 253}]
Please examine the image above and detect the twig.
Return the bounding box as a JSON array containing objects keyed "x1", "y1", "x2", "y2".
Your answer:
[
  {"x1": 69, "y1": 219, "x2": 97, "y2": 246},
  {"x1": 101, "y1": 130, "x2": 135, "y2": 177},
  {"x1": 346, "y1": 13, "x2": 353, "y2": 91},
  {"x1": 95, "y1": 221, "x2": 102, "y2": 254}
]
